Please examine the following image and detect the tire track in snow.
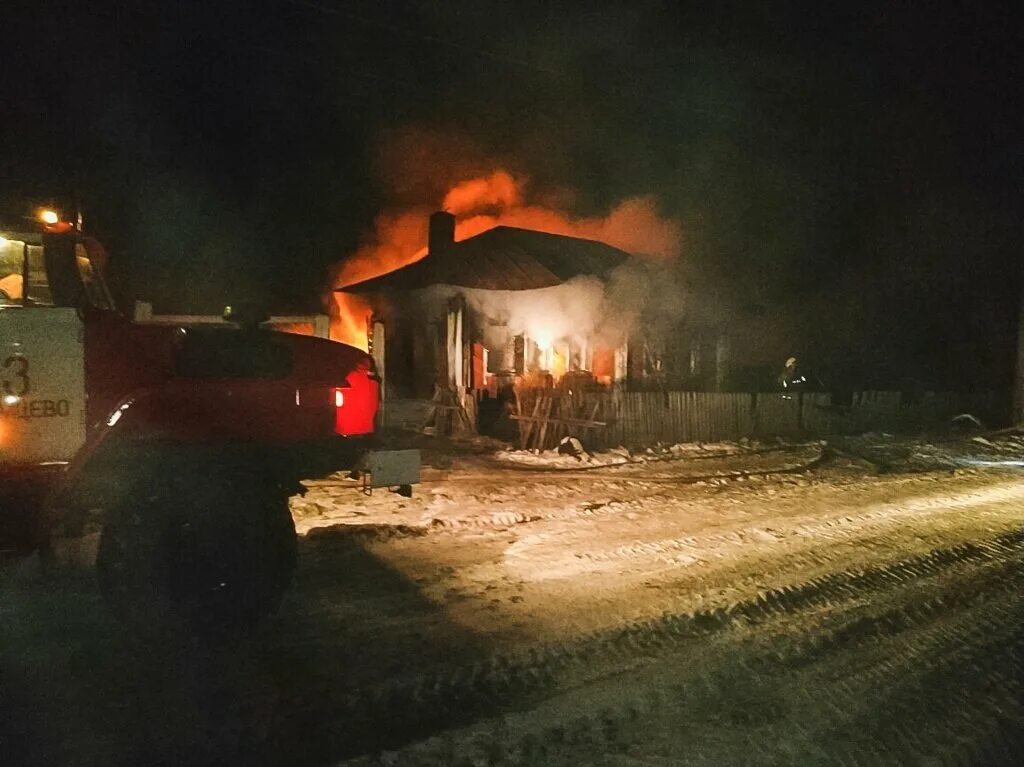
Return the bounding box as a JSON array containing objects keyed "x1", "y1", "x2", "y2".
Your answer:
[
  {"x1": 324, "y1": 530, "x2": 1024, "y2": 761},
  {"x1": 506, "y1": 479, "x2": 1024, "y2": 579},
  {"x1": 339, "y1": 532, "x2": 1024, "y2": 765}
]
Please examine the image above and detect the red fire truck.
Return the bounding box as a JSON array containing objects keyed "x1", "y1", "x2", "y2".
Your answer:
[{"x1": 1, "y1": 208, "x2": 400, "y2": 636}]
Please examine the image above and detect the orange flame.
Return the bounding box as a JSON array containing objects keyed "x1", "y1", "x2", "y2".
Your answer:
[
  {"x1": 328, "y1": 170, "x2": 681, "y2": 348},
  {"x1": 443, "y1": 170, "x2": 522, "y2": 215},
  {"x1": 271, "y1": 321, "x2": 315, "y2": 336},
  {"x1": 328, "y1": 292, "x2": 373, "y2": 349}
]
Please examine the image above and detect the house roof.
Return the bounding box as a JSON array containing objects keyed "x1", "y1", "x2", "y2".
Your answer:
[{"x1": 337, "y1": 226, "x2": 631, "y2": 293}]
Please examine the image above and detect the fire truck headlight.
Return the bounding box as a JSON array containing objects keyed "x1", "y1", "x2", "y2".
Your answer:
[
  {"x1": 2, "y1": 394, "x2": 19, "y2": 406},
  {"x1": 334, "y1": 388, "x2": 345, "y2": 408},
  {"x1": 38, "y1": 209, "x2": 60, "y2": 225}
]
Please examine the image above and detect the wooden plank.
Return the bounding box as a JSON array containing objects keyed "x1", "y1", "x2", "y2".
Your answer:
[
  {"x1": 529, "y1": 396, "x2": 543, "y2": 451},
  {"x1": 679, "y1": 391, "x2": 690, "y2": 443},
  {"x1": 636, "y1": 392, "x2": 645, "y2": 445},
  {"x1": 693, "y1": 391, "x2": 702, "y2": 442},
  {"x1": 670, "y1": 391, "x2": 682, "y2": 443},
  {"x1": 738, "y1": 393, "x2": 750, "y2": 437},
  {"x1": 679, "y1": 392, "x2": 687, "y2": 442},
  {"x1": 648, "y1": 392, "x2": 656, "y2": 444},
  {"x1": 701, "y1": 394, "x2": 708, "y2": 440},
  {"x1": 535, "y1": 396, "x2": 553, "y2": 451},
  {"x1": 509, "y1": 415, "x2": 608, "y2": 427},
  {"x1": 709, "y1": 393, "x2": 715, "y2": 440},
  {"x1": 708, "y1": 393, "x2": 717, "y2": 441},
  {"x1": 647, "y1": 393, "x2": 655, "y2": 444},
  {"x1": 714, "y1": 394, "x2": 725, "y2": 440},
  {"x1": 691, "y1": 391, "x2": 700, "y2": 443},
  {"x1": 611, "y1": 391, "x2": 623, "y2": 446},
  {"x1": 697, "y1": 392, "x2": 708, "y2": 442},
  {"x1": 520, "y1": 395, "x2": 541, "y2": 449},
  {"x1": 542, "y1": 396, "x2": 554, "y2": 449},
  {"x1": 676, "y1": 391, "x2": 685, "y2": 443}
]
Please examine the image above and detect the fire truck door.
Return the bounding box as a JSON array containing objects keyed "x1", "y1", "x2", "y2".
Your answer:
[{"x1": 0, "y1": 308, "x2": 87, "y2": 464}]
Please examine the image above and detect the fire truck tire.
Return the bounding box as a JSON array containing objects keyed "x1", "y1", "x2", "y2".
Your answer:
[{"x1": 95, "y1": 471, "x2": 297, "y2": 640}]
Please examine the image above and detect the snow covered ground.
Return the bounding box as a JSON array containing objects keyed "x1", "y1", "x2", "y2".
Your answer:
[
  {"x1": 290, "y1": 435, "x2": 1023, "y2": 641},
  {"x1": 3, "y1": 433, "x2": 1023, "y2": 765},
  {"x1": 832, "y1": 429, "x2": 1024, "y2": 471},
  {"x1": 488, "y1": 439, "x2": 759, "y2": 469},
  {"x1": 291, "y1": 440, "x2": 826, "y2": 538}
]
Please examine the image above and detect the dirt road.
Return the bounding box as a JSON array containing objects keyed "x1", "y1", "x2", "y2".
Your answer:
[{"x1": 2, "y1": 443, "x2": 1023, "y2": 765}]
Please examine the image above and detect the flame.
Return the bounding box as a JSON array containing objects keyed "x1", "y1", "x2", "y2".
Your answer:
[
  {"x1": 329, "y1": 292, "x2": 373, "y2": 349},
  {"x1": 328, "y1": 209, "x2": 430, "y2": 349},
  {"x1": 447, "y1": 175, "x2": 681, "y2": 259},
  {"x1": 328, "y1": 170, "x2": 682, "y2": 347},
  {"x1": 272, "y1": 322, "x2": 315, "y2": 336},
  {"x1": 443, "y1": 170, "x2": 521, "y2": 215}
]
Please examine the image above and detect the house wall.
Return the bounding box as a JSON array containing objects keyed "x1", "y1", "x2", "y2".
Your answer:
[
  {"x1": 372, "y1": 284, "x2": 632, "y2": 400},
  {"x1": 370, "y1": 285, "x2": 768, "y2": 399}
]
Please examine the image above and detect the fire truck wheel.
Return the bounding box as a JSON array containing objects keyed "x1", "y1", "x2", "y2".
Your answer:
[{"x1": 95, "y1": 472, "x2": 297, "y2": 640}]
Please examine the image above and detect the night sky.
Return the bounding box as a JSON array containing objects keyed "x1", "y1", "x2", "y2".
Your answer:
[{"x1": 2, "y1": 0, "x2": 1021, "y2": 389}]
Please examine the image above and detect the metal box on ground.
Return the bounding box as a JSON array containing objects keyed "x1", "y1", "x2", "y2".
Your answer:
[{"x1": 361, "y1": 449, "x2": 421, "y2": 490}]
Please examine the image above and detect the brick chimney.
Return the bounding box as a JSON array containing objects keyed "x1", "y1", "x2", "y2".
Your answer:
[{"x1": 428, "y1": 211, "x2": 456, "y2": 255}]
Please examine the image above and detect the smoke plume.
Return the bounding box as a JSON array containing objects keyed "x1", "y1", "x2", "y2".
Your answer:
[{"x1": 329, "y1": 167, "x2": 683, "y2": 349}]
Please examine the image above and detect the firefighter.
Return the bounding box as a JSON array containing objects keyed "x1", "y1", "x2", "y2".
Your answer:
[{"x1": 777, "y1": 356, "x2": 805, "y2": 390}]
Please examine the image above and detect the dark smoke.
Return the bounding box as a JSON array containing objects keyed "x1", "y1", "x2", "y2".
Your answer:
[{"x1": 3, "y1": 1, "x2": 1019, "y2": 389}]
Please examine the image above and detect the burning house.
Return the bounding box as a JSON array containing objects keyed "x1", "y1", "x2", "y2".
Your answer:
[
  {"x1": 338, "y1": 211, "x2": 642, "y2": 424},
  {"x1": 329, "y1": 172, "x2": 743, "y2": 438}
]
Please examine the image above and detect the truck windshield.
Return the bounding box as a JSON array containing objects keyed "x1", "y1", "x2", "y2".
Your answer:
[
  {"x1": 75, "y1": 242, "x2": 114, "y2": 310},
  {"x1": 0, "y1": 233, "x2": 113, "y2": 309},
  {"x1": 0, "y1": 236, "x2": 53, "y2": 305}
]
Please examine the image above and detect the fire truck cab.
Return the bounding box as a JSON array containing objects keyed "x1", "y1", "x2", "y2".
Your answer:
[
  {"x1": 1, "y1": 209, "x2": 399, "y2": 637},
  {"x1": 1, "y1": 224, "x2": 115, "y2": 468}
]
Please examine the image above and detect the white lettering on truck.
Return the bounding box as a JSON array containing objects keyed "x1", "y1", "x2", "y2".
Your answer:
[
  {"x1": 1, "y1": 398, "x2": 72, "y2": 419},
  {"x1": 1, "y1": 307, "x2": 88, "y2": 463},
  {"x1": 2, "y1": 354, "x2": 30, "y2": 396}
]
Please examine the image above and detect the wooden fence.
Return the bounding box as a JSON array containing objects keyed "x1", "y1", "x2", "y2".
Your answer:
[
  {"x1": 601, "y1": 391, "x2": 815, "y2": 446},
  {"x1": 383, "y1": 390, "x2": 1001, "y2": 449},
  {"x1": 514, "y1": 389, "x2": 1000, "y2": 449},
  {"x1": 612, "y1": 390, "x2": 1001, "y2": 447}
]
